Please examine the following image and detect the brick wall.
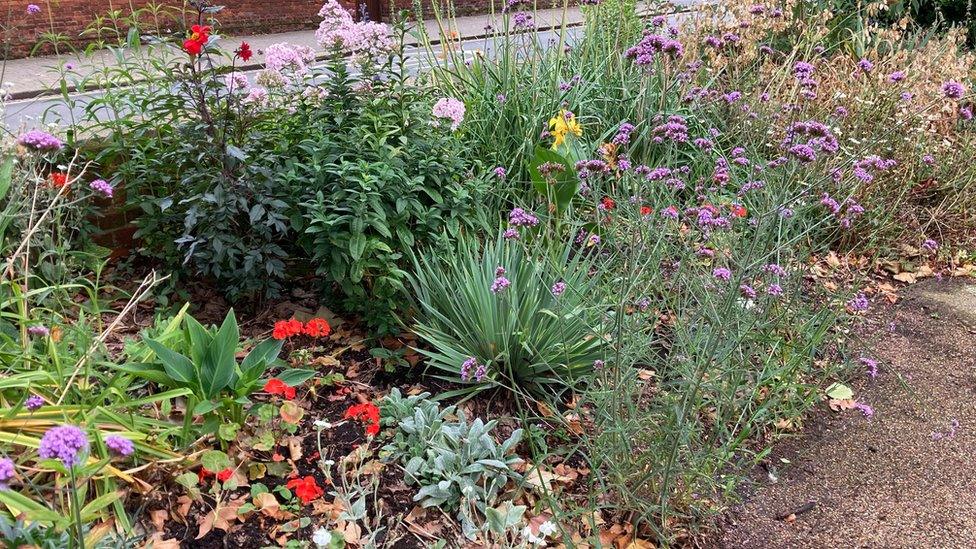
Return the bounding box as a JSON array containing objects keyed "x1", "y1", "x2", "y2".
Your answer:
[{"x1": 1, "y1": 0, "x2": 493, "y2": 59}]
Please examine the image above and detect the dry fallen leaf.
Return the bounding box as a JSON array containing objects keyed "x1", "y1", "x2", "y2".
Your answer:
[
  {"x1": 195, "y1": 499, "x2": 243, "y2": 539},
  {"x1": 828, "y1": 398, "x2": 857, "y2": 412},
  {"x1": 141, "y1": 533, "x2": 181, "y2": 549},
  {"x1": 150, "y1": 510, "x2": 168, "y2": 532}
]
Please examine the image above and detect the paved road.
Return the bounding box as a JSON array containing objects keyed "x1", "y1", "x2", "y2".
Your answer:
[{"x1": 1, "y1": 26, "x2": 581, "y2": 131}]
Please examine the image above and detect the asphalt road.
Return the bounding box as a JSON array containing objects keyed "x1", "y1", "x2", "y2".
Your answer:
[{"x1": 1, "y1": 26, "x2": 581, "y2": 131}]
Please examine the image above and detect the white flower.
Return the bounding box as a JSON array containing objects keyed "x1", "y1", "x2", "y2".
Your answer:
[
  {"x1": 312, "y1": 527, "x2": 332, "y2": 547},
  {"x1": 314, "y1": 420, "x2": 332, "y2": 429},
  {"x1": 538, "y1": 520, "x2": 557, "y2": 537},
  {"x1": 521, "y1": 526, "x2": 545, "y2": 545}
]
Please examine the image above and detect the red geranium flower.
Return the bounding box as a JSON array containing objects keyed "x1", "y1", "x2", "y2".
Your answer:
[
  {"x1": 272, "y1": 318, "x2": 304, "y2": 340},
  {"x1": 344, "y1": 403, "x2": 380, "y2": 437},
  {"x1": 286, "y1": 476, "x2": 324, "y2": 504},
  {"x1": 730, "y1": 204, "x2": 748, "y2": 218},
  {"x1": 264, "y1": 378, "x2": 296, "y2": 399},
  {"x1": 49, "y1": 172, "x2": 69, "y2": 188},
  {"x1": 216, "y1": 468, "x2": 234, "y2": 482},
  {"x1": 640, "y1": 205, "x2": 653, "y2": 216},
  {"x1": 600, "y1": 196, "x2": 616, "y2": 210},
  {"x1": 236, "y1": 41, "x2": 252, "y2": 62},
  {"x1": 303, "y1": 318, "x2": 331, "y2": 338}
]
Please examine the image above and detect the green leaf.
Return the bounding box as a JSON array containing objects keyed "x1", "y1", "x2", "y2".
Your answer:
[
  {"x1": 0, "y1": 156, "x2": 13, "y2": 202},
  {"x1": 241, "y1": 339, "x2": 283, "y2": 379},
  {"x1": 0, "y1": 489, "x2": 66, "y2": 526},
  {"x1": 825, "y1": 382, "x2": 853, "y2": 400},
  {"x1": 349, "y1": 233, "x2": 366, "y2": 261},
  {"x1": 527, "y1": 145, "x2": 577, "y2": 214},
  {"x1": 276, "y1": 369, "x2": 317, "y2": 387},
  {"x1": 201, "y1": 310, "x2": 239, "y2": 398},
  {"x1": 144, "y1": 339, "x2": 195, "y2": 387},
  {"x1": 201, "y1": 450, "x2": 230, "y2": 472}
]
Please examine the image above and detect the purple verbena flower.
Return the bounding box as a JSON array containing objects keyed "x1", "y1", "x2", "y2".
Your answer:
[
  {"x1": 860, "y1": 357, "x2": 879, "y2": 378},
  {"x1": 28, "y1": 325, "x2": 50, "y2": 337},
  {"x1": 551, "y1": 281, "x2": 567, "y2": 297},
  {"x1": 712, "y1": 267, "x2": 732, "y2": 281},
  {"x1": 490, "y1": 275, "x2": 511, "y2": 294},
  {"x1": 89, "y1": 179, "x2": 113, "y2": 198},
  {"x1": 104, "y1": 435, "x2": 135, "y2": 457},
  {"x1": 39, "y1": 425, "x2": 90, "y2": 467},
  {"x1": 0, "y1": 457, "x2": 13, "y2": 489},
  {"x1": 17, "y1": 130, "x2": 63, "y2": 152},
  {"x1": 943, "y1": 80, "x2": 966, "y2": 100},
  {"x1": 854, "y1": 402, "x2": 874, "y2": 418},
  {"x1": 25, "y1": 395, "x2": 44, "y2": 411},
  {"x1": 27, "y1": 3, "x2": 41, "y2": 14},
  {"x1": 847, "y1": 293, "x2": 869, "y2": 312},
  {"x1": 460, "y1": 357, "x2": 477, "y2": 381}
]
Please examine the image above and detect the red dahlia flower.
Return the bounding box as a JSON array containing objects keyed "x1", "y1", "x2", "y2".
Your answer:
[
  {"x1": 183, "y1": 24, "x2": 211, "y2": 56},
  {"x1": 236, "y1": 41, "x2": 253, "y2": 62}
]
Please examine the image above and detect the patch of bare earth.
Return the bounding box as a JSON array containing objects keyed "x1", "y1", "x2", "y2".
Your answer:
[{"x1": 715, "y1": 279, "x2": 976, "y2": 548}]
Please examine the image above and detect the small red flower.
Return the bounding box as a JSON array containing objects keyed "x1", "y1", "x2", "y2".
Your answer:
[
  {"x1": 600, "y1": 196, "x2": 616, "y2": 210},
  {"x1": 730, "y1": 204, "x2": 748, "y2": 218},
  {"x1": 344, "y1": 403, "x2": 380, "y2": 437},
  {"x1": 235, "y1": 41, "x2": 253, "y2": 62},
  {"x1": 272, "y1": 318, "x2": 304, "y2": 340},
  {"x1": 216, "y1": 468, "x2": 234, "y2": 482},
  {"x1": 49, "y1": 172, "x2": 69, "y2": 188},
  {"x1": 640, "y1": 205, "x2": 653, "y2": 216},
  {"x1": 264, "y1": 378, "x2": 296, "y2": 399},
  {"x1": 303, "y1": 318, "x2": 331, "y2": 338},
  {"x1": 286, "y1": 475, "x2": 324, "y2": 504}
]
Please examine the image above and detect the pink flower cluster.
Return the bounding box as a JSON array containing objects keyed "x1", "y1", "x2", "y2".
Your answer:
[
  {"x1": 432, "y1": 97, "x2": 465, "y2": 131},
  {"x1": 315, "y1": 0, "x2": 394, "y2": 61},
  {"x1": 264, "y1": 43, "x2": 316, "y2": 76}
]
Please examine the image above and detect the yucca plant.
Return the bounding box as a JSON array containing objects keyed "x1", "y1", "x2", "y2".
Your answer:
[{"x1": 407, "y1": 233, "x2": 606, "y2": 400}]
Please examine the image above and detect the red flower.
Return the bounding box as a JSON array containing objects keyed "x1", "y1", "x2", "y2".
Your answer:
[
  {"x1": 730, "y1": 204, "x2": 748, "y2": 218},
  {"x1": 183, "y1": 24, "x2": 211, "y2": 56},
  {"x1": 272, "y1": 318, "x2": 304, "y2": 340},
  {"x1": 236, "y1": 41, "x2": 253, "y2": 62},
  {"x1": 640, "y1": 205, "x2": 653, "y2": 216},
  {"x1": 303, "y1": 318, "x2": 331, "y2": 338},
  {"x1": 198, "y1": 467, "x2": 234, "y2": 484},
  {"x1": 264, "y1": 378, "x2": 296, "y2": 399},
  {"x1": 344, "y1": 403, "x2": 380, "y2": 437},
  {"x1": 49, "y1": 172, "x2": 69, "y2": 188},
  {"x1": 600, "y1": 196, "x2": 616, "y2": 210},
  {"x1": 286, "y1": 476, "x2": 324, "y2": 504}
]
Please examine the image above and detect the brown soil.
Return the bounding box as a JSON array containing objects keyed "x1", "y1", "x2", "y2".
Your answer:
[{"x1": 715, "y1": 278, "x2": 976, "y2": 548}]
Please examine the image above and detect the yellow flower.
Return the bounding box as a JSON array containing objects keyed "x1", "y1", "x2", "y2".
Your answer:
[{"x1": 549, "y1": 109, "x2": 582, "y2": 149}]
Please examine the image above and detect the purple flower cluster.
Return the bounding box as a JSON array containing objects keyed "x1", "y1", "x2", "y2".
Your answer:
[
  {"x1": 105, "y1": 435, "x2": 135, "y2": 457},
  {"x1": 793, "y1": 61, "x2": 815, "y2": 79},
  {"x1": 513, "y1": 11, "x2": 534, "y2": 30},
  {"x1": 650, "y1": 115, "x2": 689, "y2": 143},
  {"x1": 551, "y1": 281, "x2": 567, "y2": 297},
  {"x1": 612, "y1": 122, "x2": 636, "y2": 145},
  {"x1": 782, "y1": 120, "x2": 838, "y2": 162},
  {"x1": 17, "y1": 130, "x2": 63, "y2": 152},
  {"x1": 39, "y1": 425, "x2": 90, "y2": 467},
  {"x1": 847, "y1": 293, "x2": 869, "y2": 312},
  {"x1": 27, "y1": 3, "x2": 40, "y2": 14},
  {"x1": 856, "y1": 58, "x2": 874, "y2": 73},
  {"x1": 490, "y1": 266, "x2": 511, "y2": 294},
  {"x1": 922, "y1": 238, "x2": 939, "y2": 252},
  {"x1": 90, "y1": 179, "x2": 114, "y2": 198},
  {"x1": 860, "y1": 357, "x2": 879, "y2": 378},
  {"x1": 625, "y1": 32, "x2": 684, "y2": 67},
  {"x1": 943, "y1": 80, "x2": 966, "y2": 100},
  {"x1": 508, "y1": 207, "x2": 539, "y2": 228},
  {"x1": 0, "y1": 458, "x2": 14, "y2": 489},
  {"x1": 460, "y1": 357, "x2": 487, "y2": 382},
  {"x1": 28, "y1": 325, "x2": 50, "y2": 337},
  {"x1": 25, "y1": 395, "x2": 44, "y2": 411},
  {"x1": 852, "y1": 155, "x2": 897, "y2": 183},
  {"x1": 712, "y1": 267, "x2": 732, "y2": 281}
]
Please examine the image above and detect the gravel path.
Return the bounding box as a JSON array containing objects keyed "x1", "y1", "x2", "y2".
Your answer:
[{"x1": 716, "y1": 279, "x2": 976, "y2": 548}]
